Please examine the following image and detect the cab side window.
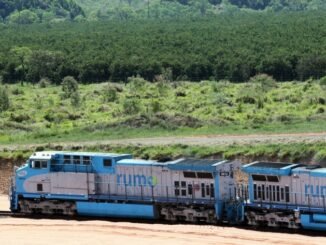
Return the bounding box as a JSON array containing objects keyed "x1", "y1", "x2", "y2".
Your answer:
[{"x1": 103, "y1": 159, "x2": 112, "y2": 167}]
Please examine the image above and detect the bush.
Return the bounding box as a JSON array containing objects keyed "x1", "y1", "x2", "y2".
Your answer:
[
  {"x1": 11, "y1": 87, "x2": 24, "y2": 95},
  {"x1": 39, "y1": 77, "x2": 51, "y2": 88},
  {"x1": 249, "y1": 74, "x2": 277, "y2": 92},
  {"x1": 122, "y1": 98, "x2": 141, "y2": 114},
  {"x1": 70, "y1": 91, "x2": 81, "y2": 107},
  {"x1": 320, "y1": 76, "x2": 326, "y2": 89},
  {"x1": 0, "y1": 85, "x2": 10, "y2": 112},
  {"x1": 103, "y1": 84, "x2": 118, "y2": 102},
  {"x1": 9, "y1": 113, "x2": 30, "y2": 123},
  {"x1": 62, "y1": 76, "x2": 78, "y2": 99}
]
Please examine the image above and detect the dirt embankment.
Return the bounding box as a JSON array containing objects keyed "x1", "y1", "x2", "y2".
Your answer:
[{"x1": 0, "y1": 159, "x2": 21, "y2": 194}]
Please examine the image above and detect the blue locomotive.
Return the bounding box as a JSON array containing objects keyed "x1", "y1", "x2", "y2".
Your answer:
[
  {"x1": 10, "y1": 151, "x2": 244, "y2": 223},
  {"x1": 9, "y1": 151, "x2": 326, "y2": 231}
]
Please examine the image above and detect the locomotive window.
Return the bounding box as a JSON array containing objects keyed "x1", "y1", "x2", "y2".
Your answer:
[
  {"x1": 267, "y1": 176, "x2": 279, "y2": 182},
  {"x1": 37, "y1": 184, "x2": 43, "y2": 192},
  {"x1": 34, "y1": 161, "x2": 41, "y2": 169},
  {"x1": 201, "y1": 183, "x2": 205, "y2": 198},
  {"x1": 273, "y1": 186, "x2": 276, "y2": 201},
  {"x1": 64, "y1": 155, "x2": 71, "y2": 164},
  {"x1": 210, "y1": 184, "x2": 215, "y2": 198},
  {"x1": 254, "y1": 184, "x2": 257, "y2": 200},
  {"x1": 197, "y1": 172, "x2": 213, "y2": 179},
  {"x1": 188, "y1": 184, "x2": 193, "y2": 195},
  {"x1": 181, "y1": 181, "x2": 186, "y2": 188},
  {"x1": 206, "y1": 185, "x2": 210, "y2": 196},
  {"x1": 252, "y1": 175, "x2": 266, "y2": 181},
  {"x1": 281, "y1": 188, "x2": 284, "y2": 200},
  {"x1": 103, "y1": 159, "x2": 112, "y2": 167},
  {"x1": 269, "y1": 185, "x2": 272, "y2": 201},
  {"x1": 175, "y1": 189, "x2": 180, "y2": 196},
  {"x1": 265, "y1": 185, "x2": 269, "y2": 199},
  {"x1": 262, "y1": 184, "x2": 265, "y2": 200},
  {"x1": 174, "y1": 181, "x2": 179, "y2": 187},
  {"x1": 276, "y1": 186, "x2": 280, "y2": 202},
  {"x1": 181, "y1": 190, "x2": 187, "y2": 196},
  {"x1": 83, "y1": 156, "x2": 91, "y2": 165},
  {"x1": 183, "y1": 172, "x2": 196, "y2": 178},
  {"x1": 41, "y1": 161, "x2": 47, "y2": 168},
  {"x1": 73, "y1": 156, "x2": 80, "y2": 164},
  {"x1": 285, "y1": 186, "x2": 290, "y2": 202},
  {"x1": 258, "y1": 186, "x2": 261, "y2": 199}
]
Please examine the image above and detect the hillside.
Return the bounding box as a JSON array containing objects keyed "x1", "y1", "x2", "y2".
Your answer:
[
  {"x1": 0, "y1": 78, "x2": 325, "y2": 146},
  {"x1": 0, "y1": 12, "x2": 325, "y2": 84},
  {"x1": 1, "y1": 0, "x2": 326, "y2": 24},
  {"x1": 0, "y1": 0, "x2": 84, "y2": 24},
  {"x1": 74, "y1": 0, "x2": 326, "y2": 20}
]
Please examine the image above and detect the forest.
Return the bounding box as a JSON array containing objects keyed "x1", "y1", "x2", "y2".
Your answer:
[
  {"x1": 0, "y1": 11, "x2": 325, "y2": 84},
  {"x1": 0, "y1": 0, "x2": 84, "y2": 23},
  {"x1": 1, "y1": 0, "x2": 325, "y2": 24}
]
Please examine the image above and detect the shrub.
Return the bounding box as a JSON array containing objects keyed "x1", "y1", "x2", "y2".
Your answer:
[
  {"x1": 103, "y1": 84, "x2": 118, "y2": 102},
  {"x1": 39, "y1": 77, "x2": 51, "y2": 88},
  {"x1": 127, "y1": 75, "x2": 148, "y2": 95},
  {"x1": 249, "y1": 74, "x2": 277, "y2": 92},
  {"x1": 9, "y1": 113, "x2": 30, "y2": 123},
  {"x1": 70, "y1": 91, "x2": 81, "y2": 107},
  {"x1": 122, "y1": 98, "x2": 141, "y2": 114},
  {"x1": 62, "y1": 76, "x2": 78, "y2": 99},
  {"x1": 0, "y1": 85, "x2": 10, "y2": 112},
  {"x1": 320, "y1": 76, "x2": 326, "y2": 89},
  {"x1": 11, "y1": 87, "x2": 24, "y2": 95},
  {"x1": 150, "y1": 100, "x2": 161, "y2": 113}
]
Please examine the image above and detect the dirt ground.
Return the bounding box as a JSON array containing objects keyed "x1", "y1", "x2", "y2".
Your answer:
[
  {"x1": 0, "y1": 196, "x2": 325, "y2": 245},
  {"x1": 1, "y1": 132, "x2": 326, "y2": 152}
]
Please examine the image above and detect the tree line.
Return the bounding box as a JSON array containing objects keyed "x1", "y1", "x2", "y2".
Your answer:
[{"x1": 0, "y1": 11, "x2": 325, "y2": 84}]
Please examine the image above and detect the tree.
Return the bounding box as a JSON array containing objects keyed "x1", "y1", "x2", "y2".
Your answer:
[
  {"x1": 27, "y1": 50, "x2": 65, "y2": 84},
  {"x1": 10, "y1": 46, "x2": 32, "y2": 85},
  {"x1": 62, "y1": 76, "x2": 79, "y2": 99},
  {"x1": 296, "y1": 56, "x2": 326, "y2": 80},
  {"x1": 8, "y1": 10, "x2": 39, "y2": 24},
  {"x1": 0, "y1": 84, "x2": 10, "y2": 112}
]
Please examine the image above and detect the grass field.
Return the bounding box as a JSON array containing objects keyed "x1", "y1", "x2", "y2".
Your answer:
[{"x1": 0, "y1": 77, "x2": 325, "y2": 145}]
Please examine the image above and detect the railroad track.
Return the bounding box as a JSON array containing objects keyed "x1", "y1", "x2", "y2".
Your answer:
[{"x1": 0, "y1": 211, "x2": 12, "y2": 217}]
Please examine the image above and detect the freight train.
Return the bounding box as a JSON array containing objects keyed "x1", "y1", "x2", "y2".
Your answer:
[{"x1": 9, "y1": 151, "x2": 326, "y2": 231}]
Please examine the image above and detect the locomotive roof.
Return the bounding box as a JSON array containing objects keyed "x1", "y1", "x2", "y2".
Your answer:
[
  {"x1": 172, "y1": 158, "x2": 224, "y2": 166},
  {"x1": 167, "y1": 158, "x2": 226, "y2": 171},
  {"x1": 117, "y1": 159, "x2": 161, "y2": 166},
  {"x1": 247, "y1": 162, "x2": 295, "y2": 169},
  {"x1": 60, "y1": 151, "x2": 132, "y2": 158},
  {"x1": 30, "y1": 151, "x2": 132, "y2": 160},
  {"x1": 242, "y1": 161, "x2": 300, "y2": 176},
  {"x1": 292, "y1": 166, "x2": 326, "y2": 177}
]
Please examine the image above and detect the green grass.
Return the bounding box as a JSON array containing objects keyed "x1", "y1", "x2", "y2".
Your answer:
[{"x1": 0, "y1": 78, "x2": 325, "y2": 145}]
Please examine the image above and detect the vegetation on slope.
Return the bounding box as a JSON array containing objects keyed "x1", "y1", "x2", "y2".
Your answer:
[
  {"x1": 0, "y1": 0, "x2": 84, "y2": 24},
  {"x1": 0, "y1": 12, "x2": 325, "y2": 84},
  {"x1": 75, "y1": 0, "x2": 326, "y2": 21},
  {"x1": 1, "y1": 0, "x2": 326, "y2": 24},
  {"x1": 0, "y1": 76, "x2": 325, "y2": 144}
]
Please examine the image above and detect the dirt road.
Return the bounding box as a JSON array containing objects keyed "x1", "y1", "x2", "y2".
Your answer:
[
  {"x1": 0, "y1": 196, "x2": 325, "y2": 245},
  {"x1": 1, "y1": 132, "x2": 326, "y2": 151}
]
